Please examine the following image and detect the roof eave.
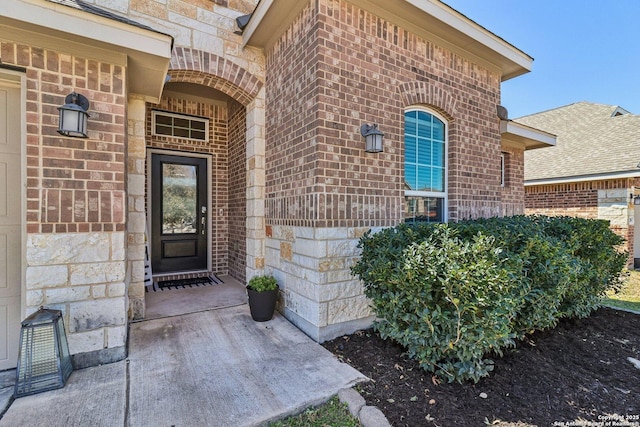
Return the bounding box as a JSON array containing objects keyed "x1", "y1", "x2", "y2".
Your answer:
[
  {"x1": 525, "y1": 171, "x2": 640, "y2": 186},
  {"x1": 500, "y1": 120, "x2": 557, "y2": 150},
  {"x1": 243, "y1": 0, "x2": 532, "y2": 81},
  {"x1": 2, "y1": 0, "x2": 173, "y2": 102}
]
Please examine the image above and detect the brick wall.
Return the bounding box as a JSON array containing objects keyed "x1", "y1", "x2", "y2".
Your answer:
[
  {"x1": 228, "y1": 100, "x2": 247, "y2": 283},
  {"x1": 0, "y1": 42, "x2": 126, "y2": 233},
  {"x1": 263, "y1": 0, "x2": 507, "y2": 341},
  {"x1": 146, "y1": 96, "x2": 230, "y2": 276},
  {"x1": 501, "y1": 146, "x2": 525, "y2": 216},
  {"x1": 525, "y1": 178, "x2": 634, "y2": 262},
  {"x1": 265, "y1": 0, "x2": 504, "y2": 228},
  {"x1": 525, "y1": 181, "x2": 607, "y2": 217}
]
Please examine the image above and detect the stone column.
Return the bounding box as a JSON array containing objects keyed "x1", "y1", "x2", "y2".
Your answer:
[
  {"x1": 126, "y1": 95, "x2": 148, "y2": 319},
  {"x1": 245, "y1": 87, "x2": 266, "y2": 281}
]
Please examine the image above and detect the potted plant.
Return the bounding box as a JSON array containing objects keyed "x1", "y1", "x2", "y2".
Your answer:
[{"x1": 247, "y1": 275, "x2": 279, "y2": 322}]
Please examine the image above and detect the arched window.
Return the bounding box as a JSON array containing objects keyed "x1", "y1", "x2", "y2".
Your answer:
[{"x1": 404, "y1": 108, "x2": 447, "y2": 223}]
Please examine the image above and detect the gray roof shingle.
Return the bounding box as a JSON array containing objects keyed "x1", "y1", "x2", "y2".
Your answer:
[{"x1": 518, "y1": 102, "x2": 640, "y2": 182}]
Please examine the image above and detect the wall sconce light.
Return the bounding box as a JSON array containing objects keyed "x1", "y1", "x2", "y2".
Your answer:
[
  {"x1": 360, "y1": 123, "x2": 384, "y2": 153},
  {"x1": 57, "y1": 92, "x2": 90, "y2": 138}
]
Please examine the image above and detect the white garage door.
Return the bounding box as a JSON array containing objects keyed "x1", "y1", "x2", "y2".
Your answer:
[{"x1": 0, "y1": 78, "x2": 22, "y2": 370}]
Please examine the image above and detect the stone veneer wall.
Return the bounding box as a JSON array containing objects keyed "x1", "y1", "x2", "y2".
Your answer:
[
  {"x1": 265, "y1": 225, "x2": 375, "y2": 341},
  {"x1": 525, "y1": 178, "x2": 634, "y2": 262},
  {"x1": 264, "y1": 0, "x2": 505, "y2": 341},
  {"x1": 26, "y1": 233, "x2": 127, "y2": 367},
  {"x1": 90, "y1": 0, "x2": 263, "y2": 77},
  {"x1": 0, "y1": 41, "x2": 129, "y2": 366},
  {"x1": 127, "y1": 96, "x2": 147, "y2": 320}
]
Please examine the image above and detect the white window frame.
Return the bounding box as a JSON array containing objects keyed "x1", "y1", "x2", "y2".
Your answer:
[
  {"x1": 151, "y1": 110, "x2": 209, "y2": 141},
  {"x1": 404, "y1": 107, "x2": 448, "y2": 222}
]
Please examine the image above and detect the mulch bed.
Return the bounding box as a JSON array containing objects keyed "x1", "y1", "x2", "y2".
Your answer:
[{"x1": 322, "y1": 307, "x2": 640, "y2": 426}]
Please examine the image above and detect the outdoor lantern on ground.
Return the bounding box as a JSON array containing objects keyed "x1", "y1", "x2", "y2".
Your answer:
[
  {"x1": 14, "y1": 306, "x2": 73, "y2": 398},
  {"x1": 57, "y1": 92, "x2": 90, "y2": 138},
  {"x1": 360, "y1": 123, "x2": 384, "y2": 153}
]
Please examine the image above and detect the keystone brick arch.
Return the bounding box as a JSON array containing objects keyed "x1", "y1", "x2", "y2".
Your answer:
[
  {"x1": 398, "y1": 81, "x2": 458, "y2": 121},
  {"x1": 169, "y1": 47, "x2": 263, "y2": 106}
]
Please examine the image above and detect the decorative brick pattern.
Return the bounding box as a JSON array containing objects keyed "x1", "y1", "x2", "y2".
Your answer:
[
  {"x1": 85, "y1": 2, "x2": 267, "y2": 284},
  {"x1": 1, "y1": 42, "x2": 127, "y2": 234},
  {"x1": 398, "y1": 82, "x2": 460, "y2": 118},
  {"x1": 265, "y1": 0, "x2": 504, "y2": 229},
  {"x1": 142, "y1": 46, "x2": 264, "y2": 282},
  {"x1": 169, "y1": 48, "x2": 263, "y2": 106}
]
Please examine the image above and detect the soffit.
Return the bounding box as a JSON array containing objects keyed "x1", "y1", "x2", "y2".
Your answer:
[
  {"x1": 243, "y1": 0, "x2": 533, "y2": 81},
  {"x1": 500, "y1": 120, "x2": 556, "y2": 151},
  {"x1": 1, "y1": 0, "x2": 173, "y2": 102}
]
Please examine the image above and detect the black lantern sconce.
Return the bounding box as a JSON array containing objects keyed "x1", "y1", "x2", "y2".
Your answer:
[
  {"x1": 361, "y1": 123, "x2": 384, "y2": 153},
  {"x1": 57, "y1": 92, "x2": 90, "y2": 138}
]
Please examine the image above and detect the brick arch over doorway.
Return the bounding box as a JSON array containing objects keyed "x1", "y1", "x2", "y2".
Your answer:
[
  {"x1": 169, "y1": 47, "x2": 263, "y2": 106},
  {"x1": 127, "y1": 48, "x2": 267, "y2": 320}
]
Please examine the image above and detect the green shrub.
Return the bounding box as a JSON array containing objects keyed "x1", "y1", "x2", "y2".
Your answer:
[
  {"x1": 543, "y1": 216, "x2": 627, "y2": 318},
  {"x1": 247, "y1": 275, "x2": 278, "y2": 292},
  {"x1": 352, "y1": 215, "x2": 627, "y2": 383},
  {"x1": 354, "y1": 224, "x2": 520, "y2": 383}
]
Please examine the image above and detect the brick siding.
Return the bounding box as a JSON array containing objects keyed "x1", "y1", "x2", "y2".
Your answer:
[
  {"x1": 146, "y1": 96, "x2": 230, "y2": 275},
  {"x1": 169, "y1": 48, "x2": 263, "y2": 107},
  {"x1": 228, "y1": 100, "x2": 247, "y2": 283},
  {"x1": 265, "y1": 0, "x2": 504, "y2": 228},
  {"x1": 526, "y1": 178, "x2": 634, "y2": 262},
  {"x1": 525, "y1": 181, "x2": 601, "y2": 216},
  {"x1": 501, "y1": 147, "x2": 525, "y2": 216},
  {"x1": 1, "y1": 41, "x2": 126, "y2": 234}
]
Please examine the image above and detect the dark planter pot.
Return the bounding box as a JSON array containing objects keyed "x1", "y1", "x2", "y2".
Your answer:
[{"x1": 247, "y1": 287, "x2": 278, "y2": 322}]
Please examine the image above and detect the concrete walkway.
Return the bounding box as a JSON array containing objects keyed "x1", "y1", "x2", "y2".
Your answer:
[{"x1": 0, "y1": 304, "x2": 367, "y2": 426}]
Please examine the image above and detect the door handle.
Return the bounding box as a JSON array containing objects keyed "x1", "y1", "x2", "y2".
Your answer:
[{"x1": 201, "y1": 206, "x2": 207, "y2": 235}]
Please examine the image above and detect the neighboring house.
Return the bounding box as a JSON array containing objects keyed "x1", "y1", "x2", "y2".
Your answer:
[
  {"x1": 518, "y1": 102, "x2": 640, "y2": 265},
  {"x1": 0, "y1": 0, "x2": 553, "y2": 370}
]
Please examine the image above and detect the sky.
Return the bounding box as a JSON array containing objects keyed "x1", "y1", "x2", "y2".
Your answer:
[{"x1": 442, "y1": 0, "x2": 640, "y2": 118}]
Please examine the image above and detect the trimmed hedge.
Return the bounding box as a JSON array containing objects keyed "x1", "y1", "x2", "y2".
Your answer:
[{"x1": 352, "y1": 215, "x2": 627, "y2": 383}]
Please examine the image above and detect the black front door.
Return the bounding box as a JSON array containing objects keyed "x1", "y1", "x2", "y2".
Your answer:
[{"x1": 151, "y1": 153, "x2": 208, "y2": 274}]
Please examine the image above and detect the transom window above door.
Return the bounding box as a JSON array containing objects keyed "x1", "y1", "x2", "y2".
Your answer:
[
  {"x1": 404, "y1": 108, "x2": 448, "y2": 223},
  {"x1": 152, "y1": 110, "x2": 209, "y2": 141}
]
